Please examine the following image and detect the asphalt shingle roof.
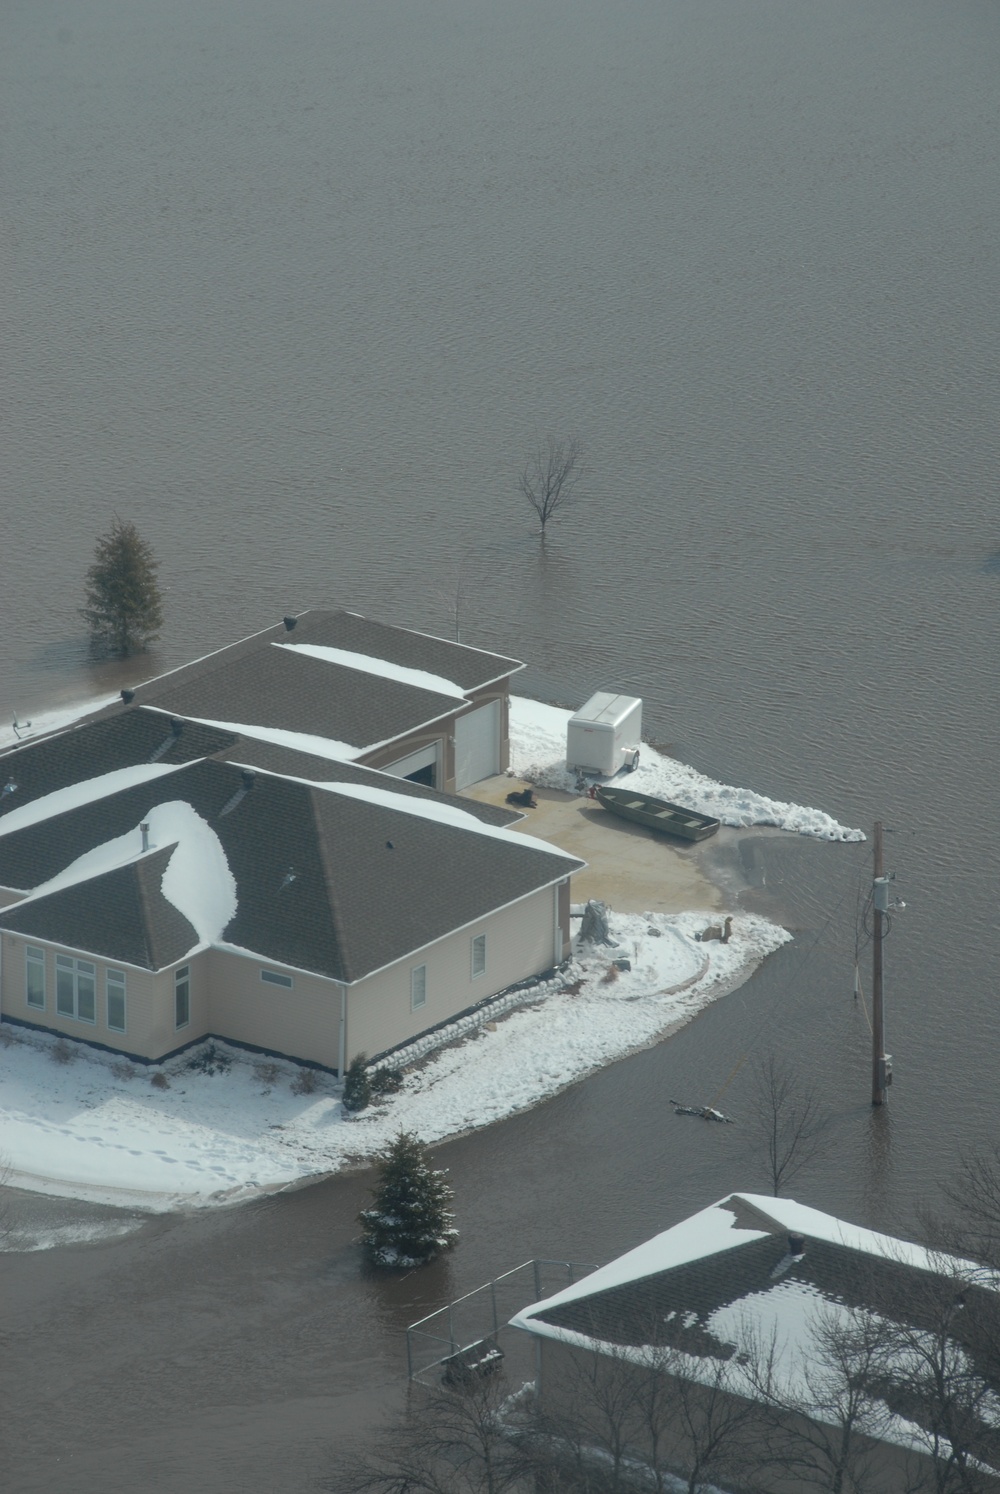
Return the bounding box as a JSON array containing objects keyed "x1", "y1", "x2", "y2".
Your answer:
[
  {"x1": 0, "y1": 711, "x2": 236, "y2": 814},
  {"x1": 120, "y1": 610, "x2": 523, "y2": 755},
  {"x1": 1, "y1": 846, "x2": 198, "y2": 970},
  {"x1": 0, "y1": 760, "x2": 581, "y2": 980},
  {"x1": 212, "y1": 737, "x2": 518, "y2": 827}
]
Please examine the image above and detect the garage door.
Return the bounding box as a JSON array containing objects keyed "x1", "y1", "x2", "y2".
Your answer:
[
  {"x1": 454, "y1": 701, "x2": 500, "y2": 790},
  {"x1": 383, "y1": 742, "x2": 439, "y2": 787}
]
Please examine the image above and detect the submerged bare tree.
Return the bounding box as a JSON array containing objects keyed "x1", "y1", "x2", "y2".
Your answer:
[
  {"x1": 329, "y1": 1372, "x2": 527, "y2": 1494},
  {"x1": 518, "y1": 437, "x2": 582, "y2": 537},
  {"x1": 750, "y1": 1053, "x2": 827, "y2": 1196}
]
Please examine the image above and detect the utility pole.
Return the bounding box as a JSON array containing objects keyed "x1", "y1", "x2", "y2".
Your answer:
[{"x1": 871, "y1": 821, "x2": 892, "y2": 1106}]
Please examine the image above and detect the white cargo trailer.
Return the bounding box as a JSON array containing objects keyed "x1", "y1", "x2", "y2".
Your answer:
[{"x1": 566, "y1": 692, "x2": 643, "y2": 777}]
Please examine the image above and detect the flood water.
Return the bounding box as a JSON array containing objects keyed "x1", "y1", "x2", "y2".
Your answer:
[{"x1": 2, "y1": 0, "x2": 998, "y2": 1488}]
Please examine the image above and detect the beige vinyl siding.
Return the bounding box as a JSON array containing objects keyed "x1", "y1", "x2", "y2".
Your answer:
[
  {"x1": 206, "y1": 950, "x2": 344, "y2": 1069},
  {"x1": 345, "y1": 883, "x2": 557, "y2": 1060},
  {"x1": 0, "y1": 933, "x2": 208, "y2": 1060}
]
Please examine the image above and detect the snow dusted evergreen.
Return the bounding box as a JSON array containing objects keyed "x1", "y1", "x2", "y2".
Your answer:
[
  {"x1": 358, "y1": 1131, "x2": 458, "y2": 1268},
  {"x1": 342, "y1": 1054, "x2": 371, "y2": 1113}
]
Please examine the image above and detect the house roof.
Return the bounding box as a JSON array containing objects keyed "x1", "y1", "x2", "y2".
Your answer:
[
  {"x1": 0, "y1": 706, "x2": 517, "y2": 844},
  {"x1": 1, "y1": 846, "x2": 198, "y2": 970},
  {"x1": 511, "y1": 1194, "x2": 981, "y2": 1347},
  {"x1": 0, "y1": 710, "x2": 236, "y2": 815},
  {"x1": 0, "y1": 758, "x2": 581, "y2": 978},
  {"x1": 112, "y1": 610, "x2": 523, "y2": 759},
  {"x1": 510, "y1": 1194, "x2": 1000, "y2": 1460}
]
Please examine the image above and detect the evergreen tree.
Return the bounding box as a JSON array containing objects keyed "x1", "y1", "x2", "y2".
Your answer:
[
  {"x1": 358, "y1": 1131, "x2": 458, "y2": 1268},
  {"x1": 342, "y1": 1053, "x2": 372, "y2": 1113},
  {"x1": 81, "y1": 517, "x2": 164, "y2": 656}
]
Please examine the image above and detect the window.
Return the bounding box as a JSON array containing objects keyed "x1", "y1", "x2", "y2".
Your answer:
[
  {"x1": 106, "y1": 969, "x2": 126, "y2": 1033},
  {"x1": 260, "y1": 969, "x2": 293, "y2": 988},
  {"x1": 26, "y1": 946, "x2": 45, "y2": 1009},
  {"x1": 471, "y1": 934, "x2": 486, "y2": 979},
  {"x1": 410, "y1": 964, "x2": 427, "y2": 1011},
  {"x1": 175, "y1": 965, "x2": 190, "y2": 1029},
  {"x1": 55, "y1": 955, "x2": 96, "y2": 1023}
]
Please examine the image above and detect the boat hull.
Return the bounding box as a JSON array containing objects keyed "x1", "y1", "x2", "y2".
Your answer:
[{"x1": 593, "y1": 785, "x2": 720, "y2": 842}]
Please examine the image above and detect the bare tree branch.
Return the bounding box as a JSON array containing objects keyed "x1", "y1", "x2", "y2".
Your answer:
[
  {"x1": 518, "y1": 438, "x2": 582, "y2": 536},
  {"x1": 749, "y1": 1053, "x2": 828, "y2": 1197}
]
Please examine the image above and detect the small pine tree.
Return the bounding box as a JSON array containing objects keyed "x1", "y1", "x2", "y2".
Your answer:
[
  {"x1": 359, "y1": 1131, "x2": 458, "y2": 1268},
  {"x1": 81, "y1": 517, "x2": 164, "y2": 656},
  {"x1": 342, "y1": 1053, "x2": 371, "y2": 1113}
]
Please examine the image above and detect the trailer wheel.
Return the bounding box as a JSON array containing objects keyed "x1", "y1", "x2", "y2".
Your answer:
[{"x1": 627, "y1": 750, "x2": 640, "y2": 772}]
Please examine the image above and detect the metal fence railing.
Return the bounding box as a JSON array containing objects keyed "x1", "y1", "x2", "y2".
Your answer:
[{"x1": 406, "y1": 1258, "x2": 597, "y2": 1386}]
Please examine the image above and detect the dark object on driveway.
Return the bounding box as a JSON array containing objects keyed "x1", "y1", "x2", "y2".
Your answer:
[
  {"x1": 593, "y1": 784, "x2": 720, "y2": 841},
  {"x1": 506, "y1": 787, "x2": 538, "y2": 808}
]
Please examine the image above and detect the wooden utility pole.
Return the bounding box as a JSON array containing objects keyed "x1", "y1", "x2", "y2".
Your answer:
[{"x1": 871, "y1": 820, "x2": 890, "y2": 1106}]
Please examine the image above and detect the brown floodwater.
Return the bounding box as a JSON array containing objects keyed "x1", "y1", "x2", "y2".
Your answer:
[{"x1": 2, "y1": 0, "x2": 999, "y2": 1487}]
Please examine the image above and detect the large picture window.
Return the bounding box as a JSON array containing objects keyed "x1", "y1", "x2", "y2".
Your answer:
[
  {"x1": 175, "y1": 965, "x2": 191, "y2": 1029},
  {"x1": 26, "y1": 946, "x2": 45, "y2": 1009},
  {"x1": 55, "y1": 955, "x2": 96, "y2": 1023},
  {"x1": 410, "y1": 964, "x2": 427, "y2": 1012},
  {"x1": 106, "y1": 969, "x2": 127, "y2": 1033},
  {"x1": 471, "y1": 934, "x2": 486, "y2": 979}
]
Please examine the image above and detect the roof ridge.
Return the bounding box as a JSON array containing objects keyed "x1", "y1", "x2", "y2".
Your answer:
[{"x1": 307, "y1": 785, "x2": 350, "y2": 983}]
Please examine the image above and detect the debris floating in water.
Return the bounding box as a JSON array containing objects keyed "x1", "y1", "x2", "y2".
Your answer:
[{"x1": 670, "y1": 1099, "x2": 736, "y2": 1124}]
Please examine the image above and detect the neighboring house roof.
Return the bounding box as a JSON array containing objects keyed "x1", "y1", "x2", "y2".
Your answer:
[
  {"x1": 511, "y1": 1194, "x2": 1000, "y2": 1465},
  {"x1": 113, "y1": 610, "x2": 524, "y2": 759},
  {"x1": 0, "y1": 759, "x2": 582, "y2": 978},
  {"x1": 512, "y1": 1193, "x2": 976, "y2": 1347},
  {"x1": 1, "y1": 846, "x2": 198, "y2": 970}
]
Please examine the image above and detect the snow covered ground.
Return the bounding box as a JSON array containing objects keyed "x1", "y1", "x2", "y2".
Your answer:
[
  {"x1": 0, "y1": 684, "x2": 857, "y2": 1219},
  {"x1": 509, "y1": 697, "x2": 864, "y2": 843},
  {"x1": 0, "y1": 910, "x2": 789, "y2": 1218}
]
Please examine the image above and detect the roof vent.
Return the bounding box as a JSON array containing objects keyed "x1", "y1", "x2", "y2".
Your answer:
[
  {"x1": 121, "y1": 689, "x2": 135, "y2": 705},
  {"x1": 170, "y1": 718, "x2": 184, "y2": 736},
  {"x1": 385, "y1": 840, "x2": 394, "y2": 850},
  {"x1": 241, "y1": 770, "x2": 256, "y2": 792},
  {"x1": 283, "y1": 615, "x2": 298, "y2": 631},
  {"x1": 140, "y1": 822, "x2": 151, "y2": 852},
  {"x1": 1, "y1": 779, "x2": 18, "y2": 803},
  {"x1": 788, "y1": 1233, "x2": 806, "y2": 1259}
]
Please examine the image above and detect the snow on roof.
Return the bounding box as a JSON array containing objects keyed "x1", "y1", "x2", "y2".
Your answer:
[
  {"x1": 731, "y1": 1194, "x2": 970, "y2": 1276},
  {"x1": 0, "y1": 762, "x2": 187, "y2": 839},
  {"x1": 511, "y1": 1198, "x2": 769, "y2": 1327},
  {"x1": 149, "y1": 714, "x2": 367, "y2": 762},
  {"x1": 511, "y1": 1193, "x2": 981, "y2": 1334},
  {"x1": 19, "y1": 800, "x2": 237, "y2": 950},
  {"x1": 276, "y1": 642, "x2": 468, "y2": 700},
  {"x1": 298, "y1": 773, "x2": 583, "y2": 862}
]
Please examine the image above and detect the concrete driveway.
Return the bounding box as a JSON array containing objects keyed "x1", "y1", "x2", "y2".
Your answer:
[{"x1": 463, "y1": 776, "x2": 724, "y2": 915}]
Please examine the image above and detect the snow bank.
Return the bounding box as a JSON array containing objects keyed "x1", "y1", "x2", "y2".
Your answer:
[
  {"x1": 510, "y1": 698, "x2": 864, "y2": 843},
  {"x1": 0, "y1": 910, "x2": 788, "y2": 1214},
  {"x1": 0, "y1": 694, "x2": 121, "y2": 753}
]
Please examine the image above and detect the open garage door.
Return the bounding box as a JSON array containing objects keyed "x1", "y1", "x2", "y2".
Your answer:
[
  {"x1": 454, "y1": 701, "x2": 500, "y2": 790},
  {"x1": 383, "y1": 742, "x2": 439, "y2": 788}
]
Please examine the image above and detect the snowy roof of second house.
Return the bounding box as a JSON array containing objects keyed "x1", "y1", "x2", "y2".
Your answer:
[{"x1": 510, "y1": 1194, "x2": 1000, "y2": 1462}]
